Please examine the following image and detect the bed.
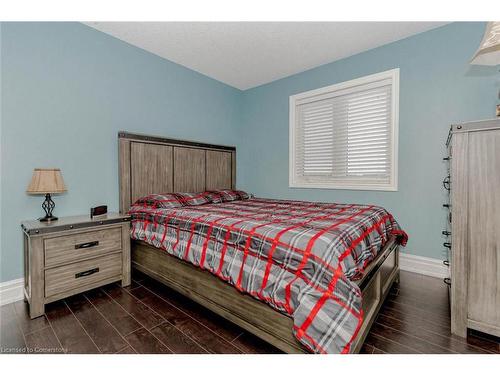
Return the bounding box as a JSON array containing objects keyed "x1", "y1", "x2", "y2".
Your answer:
[{"x1": 118, "y1": 131, "x2": 407, "y2": 354}]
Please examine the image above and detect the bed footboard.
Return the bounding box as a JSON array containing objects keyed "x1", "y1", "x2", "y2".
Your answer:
[{"x1": 131, "y1": 238, "x2": 399, "y2": 354}]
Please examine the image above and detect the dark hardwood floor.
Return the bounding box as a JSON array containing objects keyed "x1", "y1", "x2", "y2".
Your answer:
[{"x1": 1, "y1": 270, "x2": 498, "y2": 354}]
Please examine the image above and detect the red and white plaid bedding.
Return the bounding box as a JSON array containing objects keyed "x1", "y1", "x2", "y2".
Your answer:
[{"x1": 129, "y1": 194, "x2": 407, "y2": 353}]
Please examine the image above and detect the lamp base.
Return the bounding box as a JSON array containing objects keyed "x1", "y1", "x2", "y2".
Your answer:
[
  {"x1": 39, "y1": 215, "x2": 58, "y2": 222},
  {"x1": 39, "y1": 193, "x2": 57, "y2": 222}
]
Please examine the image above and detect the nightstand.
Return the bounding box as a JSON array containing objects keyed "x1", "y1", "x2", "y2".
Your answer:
[{"x1": 21, "y1": 213, "x2": 131, "y2": 319}]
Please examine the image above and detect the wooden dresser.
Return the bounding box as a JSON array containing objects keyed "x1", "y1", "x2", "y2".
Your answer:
[
  {"x1": 21, "y1": 213, "x2": 131, "y2": 318},
  {"x1": 448, "y1": 119, "x2": 500, "y2": 338}
]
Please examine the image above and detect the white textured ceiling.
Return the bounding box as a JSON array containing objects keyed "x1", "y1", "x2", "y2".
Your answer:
[{"x1": 85, "y1": 22, "x2": 448, "y2": 90}]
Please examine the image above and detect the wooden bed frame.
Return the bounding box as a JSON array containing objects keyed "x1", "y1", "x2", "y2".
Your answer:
[{"x1": 118, "y1": 131, "x2": 400, "y2": 353}]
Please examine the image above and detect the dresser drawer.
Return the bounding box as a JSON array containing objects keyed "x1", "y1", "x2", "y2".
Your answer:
[
  {"x1": 45, "y1": 253, "x2": 122, "y2": 298},
  {"x1": 44, "y1": 227, "x2": 122, "y2": 267}
]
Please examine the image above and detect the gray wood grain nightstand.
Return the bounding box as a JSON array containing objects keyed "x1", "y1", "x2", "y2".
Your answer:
[{"x1": 21, "y1": 213, "x2": 131, "y2": 319}]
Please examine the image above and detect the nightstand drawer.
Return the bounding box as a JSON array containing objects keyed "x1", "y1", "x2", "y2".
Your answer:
[
  {"x1": 45, "y1": 253, "x2": 122, "y2": 298},
  {"x1": 44, "y1": 227, "x2": 122, "y2": 267}
]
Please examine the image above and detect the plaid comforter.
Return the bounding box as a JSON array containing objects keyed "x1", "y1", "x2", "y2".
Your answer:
[{"x1": 130, "y1": 196, "x2": 407, "y2": 353}]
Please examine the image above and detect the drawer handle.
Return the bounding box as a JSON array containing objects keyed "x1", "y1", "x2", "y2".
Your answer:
[
  {"x1": 443, "y1": 260, "x2": 450, "y2": 267},
  {"x1": 443, "y1": 175, "x2": 450, "y2": 191},
  {"x1": 443, "y1": 242, "x2": 451, "y2": 249},
  {"x1": 75, "y1": 267, "x2": 99, "y2": 279},
  {"x1": 75, "y1": 240, "x2": 99, "y2": 249},
  {"x1": 443, "y1": 277, "x2": 451, "y2": 286}
]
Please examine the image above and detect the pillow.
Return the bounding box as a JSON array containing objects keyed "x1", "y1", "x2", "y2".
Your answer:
[
  {"x1": 203, "y1": 190, "x2": 225, "y2": 203},
  {"x1": 174, "y1": 192, "x2": 211, "y2": 206},
  {"x1": 131, "y1": 193, "x2": 183, "y2": 209},
  {"x1": 205, "y1": 189, "x2": 252, "y2": 203},
  {"x1": 234, "y1": 190, "x2": 253, "y2": 200},
  {"x1": 132, "y1": 190, "x2": 252, "y2": 211}
]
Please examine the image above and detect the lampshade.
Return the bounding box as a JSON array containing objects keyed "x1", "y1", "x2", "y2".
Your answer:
[
  {"x1": 470, "y1": 22, "x2": 500, "y2": 66},
  {"x1": 26, "y1": 168, "x2": 67, "y2": 194}
]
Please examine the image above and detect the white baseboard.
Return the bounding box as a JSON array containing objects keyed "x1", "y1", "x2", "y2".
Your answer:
[
  {"x1": 0, "y1": 278, "x2": 24, "y2": 306},
  {"x1": 399, "y1": 253, "x2": 448, "y2": 279}
]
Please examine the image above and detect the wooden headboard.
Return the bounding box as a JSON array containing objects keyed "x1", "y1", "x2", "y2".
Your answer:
[{"x1": 118, "y1": 132, "x2": 236, "y2": 214}]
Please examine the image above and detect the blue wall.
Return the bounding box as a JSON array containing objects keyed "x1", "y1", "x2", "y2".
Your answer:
[
  {"x1": 237, "y1": 22, "x2": 498, "y2": 260},
  {"x1": 0, "y1": 22, "x2": 242, "y2": 282},
  {"x1": 1, "y1": 22, "x2": 498, "y2": 282}
]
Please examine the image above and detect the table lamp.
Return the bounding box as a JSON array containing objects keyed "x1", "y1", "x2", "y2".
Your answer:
[{"x1": 26, "y1": 168, "x2": 67, "y2": 222}]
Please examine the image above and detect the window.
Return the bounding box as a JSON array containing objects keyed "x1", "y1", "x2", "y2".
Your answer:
[{"x1": 289, "y1": 69, "x2": 399, "y2": 191}]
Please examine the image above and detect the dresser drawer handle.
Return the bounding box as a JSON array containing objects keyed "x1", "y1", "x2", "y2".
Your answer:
[
  {"x1": 442, "y1": 176, "x2": 450, "y2": 191},
  {"x1": 75, "y1": 267, "x2": 99, "y2": 279},
  {"x1": 443, "y1": 277, "x2": 451, "y2": 286},
  {"x1": 443, "y1": 242, "x2": 451, "y2": 249},
  {"x1": 75, "y1": 240, "x2": 99, "y2": 249}
]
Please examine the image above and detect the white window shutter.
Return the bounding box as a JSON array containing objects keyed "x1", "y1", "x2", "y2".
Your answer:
[{"x1": 290, "y1": 69, "x2": 398, "y2": 191}]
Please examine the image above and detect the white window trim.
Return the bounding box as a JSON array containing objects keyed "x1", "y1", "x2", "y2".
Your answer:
[{"x1": 289, "y1": 68, "x2": 399, "y2": 191}]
